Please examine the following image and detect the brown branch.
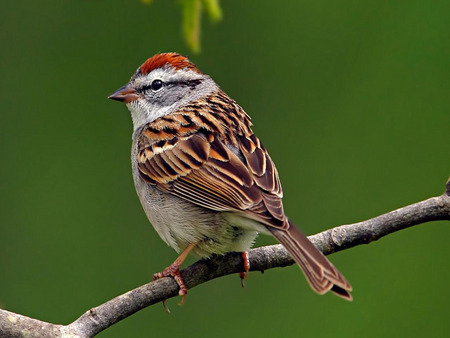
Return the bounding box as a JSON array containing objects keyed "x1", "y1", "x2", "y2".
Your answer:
[{"x1": 1, "y1": 181, "x2": 449, "y2": 338}]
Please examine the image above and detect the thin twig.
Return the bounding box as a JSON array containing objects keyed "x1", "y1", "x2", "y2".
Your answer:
[{"x1": 1, "y1": 180, "x2": 449, "y2": 338}]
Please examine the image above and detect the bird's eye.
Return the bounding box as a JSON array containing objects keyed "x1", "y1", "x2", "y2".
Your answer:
[{"x1": 151, "y1": 79, "x2": 163, "y2": 91}]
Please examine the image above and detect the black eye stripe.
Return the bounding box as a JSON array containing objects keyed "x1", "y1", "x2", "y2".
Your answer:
[
  {"x1": 139, "y1": 79, "x2": 202, "y2": 92},
  {"x1": 166, "y1": 79, "x2": 202, "y2": 88},
  {"x1": 139, "y1": 79, "x2": 163, "y2": 92}
]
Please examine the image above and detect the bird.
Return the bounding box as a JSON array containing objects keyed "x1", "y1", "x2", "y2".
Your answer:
[{"x1": 108, "y1": 52, "x2": 352, "y2": 301}]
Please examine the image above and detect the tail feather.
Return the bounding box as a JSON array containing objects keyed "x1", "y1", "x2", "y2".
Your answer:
[{"x1": 269, "y1": 220, "x2": 352, "y2": 301}]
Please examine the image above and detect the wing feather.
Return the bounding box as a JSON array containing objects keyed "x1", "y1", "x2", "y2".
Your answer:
[
  {"x1": 137, "y1": 129, "x2": 285, "y2": 227},
  {"x1": 238, "y1": 135, "x2": 282, "y2": 196}
]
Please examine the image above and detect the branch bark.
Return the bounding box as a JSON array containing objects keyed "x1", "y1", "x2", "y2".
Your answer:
[{"x1": 1, "y1": 179, "x2": 449, "y2": 338}]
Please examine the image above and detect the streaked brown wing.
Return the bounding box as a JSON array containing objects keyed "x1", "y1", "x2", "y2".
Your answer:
[
  {"x1": 238, "y1": 133, "x2": 285, "y2": 225},
  {"x1": 137, "y1": 130, "x2": 286, "y2": 227}
]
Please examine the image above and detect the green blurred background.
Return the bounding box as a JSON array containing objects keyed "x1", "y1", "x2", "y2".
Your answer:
[{"x1": 1, "y1": 1, "x2": 449, "y2": 337}]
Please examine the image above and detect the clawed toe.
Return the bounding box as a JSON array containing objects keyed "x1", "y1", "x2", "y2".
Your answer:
[
  {"x1": 239, "y1": 251, "x2": 250, "y2": 288},
  {"x1": 153, "y1": 244, "x2": 195, "y2": 309},
  {"x1": 153, "y1": 263, "x2": 189, "y2": 298}
]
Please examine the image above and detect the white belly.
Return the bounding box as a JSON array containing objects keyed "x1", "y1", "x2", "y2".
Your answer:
[{"x1": 133, "y1": 168, "x2": 261, "y2": 257}]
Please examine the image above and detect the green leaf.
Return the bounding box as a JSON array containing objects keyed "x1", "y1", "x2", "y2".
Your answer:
[
  {"x1": 181, "y1": 0, "x2": 202, "y2": 53},
  {"x1": 202, "y1": 0, "x2": 222, "y2": 22},
  {"x1": 140, "y1": 0, "x2": 223, "y2": 53}
]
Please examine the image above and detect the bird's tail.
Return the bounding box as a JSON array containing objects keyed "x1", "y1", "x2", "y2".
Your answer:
[{"x1": 269, "y1": 220, "x2": 352, "y2": 301}]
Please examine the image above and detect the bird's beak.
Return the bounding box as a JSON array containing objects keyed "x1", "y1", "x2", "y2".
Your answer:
[{"x1": 108, "y1": 84, "x2": 139, "y2": 103}]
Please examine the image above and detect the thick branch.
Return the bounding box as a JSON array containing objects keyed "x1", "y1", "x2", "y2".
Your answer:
[{"x1": 1, "y1": 184, "x2": 449, "y2": 338}]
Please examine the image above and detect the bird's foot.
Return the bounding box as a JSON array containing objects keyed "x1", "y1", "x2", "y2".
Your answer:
[
  {"x1": 153, "y1": 263, "x2": 188, "y2": 297},
  {"x1": 154, "y1": 262, "x2": 188, "y2": 305},
  {"x1": 153, "y1": 244, "x2": 194, "y2": 309}
]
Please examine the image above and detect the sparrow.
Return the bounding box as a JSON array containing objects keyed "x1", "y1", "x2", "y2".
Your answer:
[{"x1": 108, "y1": 53, "x2": 352, "y2": 301}]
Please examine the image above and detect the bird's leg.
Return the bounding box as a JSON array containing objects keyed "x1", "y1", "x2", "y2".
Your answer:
[
  {"x1": 239, "y1": 251, "x2": 250, "y2": 288},
  {"x1": 153, "y1": 243, "x2": 195, "y2": 305}
]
